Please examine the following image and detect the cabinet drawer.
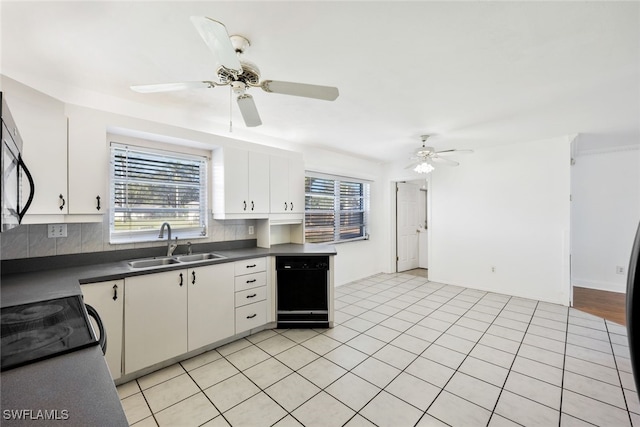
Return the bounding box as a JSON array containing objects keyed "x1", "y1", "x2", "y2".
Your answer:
[
  {"x1": 236, "y1": 301, "x2": 266, "y2": 333},
  {"x1": 234, "y1": 257, "x2": 266, "y2": 275},
  {"x1": 235, "y1": 271, "x2": 267, "y2": 292},
  {"x1": 235, "y1": 286, "x2": 267, "y2": 308}
]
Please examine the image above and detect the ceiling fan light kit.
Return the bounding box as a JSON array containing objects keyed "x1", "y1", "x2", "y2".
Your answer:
[
  {"x1": 131, "y1": 16, "x2": 339, "y2": 127},
  {"x1": 414, "y1": 162, "x2": 435, "y2": 174}
]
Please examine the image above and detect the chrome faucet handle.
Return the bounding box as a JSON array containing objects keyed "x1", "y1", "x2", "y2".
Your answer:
[
  {"x1": 187, "y1": 242, "x2": 192, "y2": 255},
  {"x1": 168, "y1": 237, "x2": 178, "y2": 257}
]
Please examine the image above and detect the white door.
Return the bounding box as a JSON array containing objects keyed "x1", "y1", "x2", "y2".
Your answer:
[{"x1": 397, "y1": 182, "x2": 420, "y2": 272}]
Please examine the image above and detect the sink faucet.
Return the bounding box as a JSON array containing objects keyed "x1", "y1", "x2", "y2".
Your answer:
[{"x1": 158, "y1": 222, "x2": 178, "y2": 257}]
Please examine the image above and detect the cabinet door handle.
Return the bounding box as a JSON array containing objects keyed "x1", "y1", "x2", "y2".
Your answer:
[
  {"x1": 246, "y1": 293, "x2": 257, "y2": 298},
  {"x1": 251, "y1": 201, "x2": 255, "y2": 211},
  {"x1": 179, "y1": 273, "x2": 183, "y2": 287},
  {"x1": 246, "y1": 279, "x2": 257, "y2": 284},
  {"x1": 247, "y1": 264, "x2": 256, "y2": 269},
  {"x1": 59, "y1": 194, "x2": 66, "y2": 211},
  {"x1": 243, "y1": 200, "x2": 247, "y2": 211},
  {"x1": 284, "y1": 202, "x2": 288, "y2": 211},
  {"x1": 290, "y1": 202, "x2": 293, "y2": 211},
  {"x1": 96, "y1": 195, "x2": 101, "y2": 211},
  {"x1": 192, "y1": 271, "x2": 196, "y2": 285},
  {"x1": 112, "y1": 284, "x2": 118, "y2": 301},
  {"x1": 246, "y1": 313, "x2": 257, "y2": 319}
]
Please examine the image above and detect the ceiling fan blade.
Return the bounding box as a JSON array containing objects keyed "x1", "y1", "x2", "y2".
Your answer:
[
  {"x1": 405, "y1": 161, "x2": 426, "y2": 170},
  {"x1": 190, "y1": 16, "x2": 242, "y2": 74},
  {"x1": 431, "y1": 156, "x2": 459, "y2": 166},
  {"x1": 237, "y1": 94, "x2": 262, "y2": 127},
  {"x1": 261, "y1": 80, "x2": 339, "y2": 101},
  {"x1": 130, "y1": 81, "x2": 216, "y2": 93},
  {"x1": 436, "y1": 149, "x2": 475, "y2": 156}
]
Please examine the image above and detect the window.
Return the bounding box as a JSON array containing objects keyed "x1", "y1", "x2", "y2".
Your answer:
[
  {"x1": 110, "y1": 143, "x2": 208, "y2": 243},
  {"x1": 305, "y1": 172, "x2": 370, "y2": 244}
]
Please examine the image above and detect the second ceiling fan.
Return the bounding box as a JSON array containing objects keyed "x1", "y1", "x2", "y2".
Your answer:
[
  {"x1": 406, "y1": 135, "x2": 474, "y2": 174},
  {"x1": 131, "y1": 16, "x2": 339, "y2": 127}
]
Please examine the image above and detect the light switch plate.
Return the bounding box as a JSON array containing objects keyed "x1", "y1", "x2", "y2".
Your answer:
[{"x1": 48, "y1": 224, "x2": 67, "y2": 238}]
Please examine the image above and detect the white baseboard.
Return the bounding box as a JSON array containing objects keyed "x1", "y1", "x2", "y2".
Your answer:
[{"x1": 572, "y1": 278, "x2": 626, "y2": 294}]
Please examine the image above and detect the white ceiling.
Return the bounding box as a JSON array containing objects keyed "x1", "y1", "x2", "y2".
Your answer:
[{"x1": 1, "y1": 1, "x2": 638, "y2": 162}]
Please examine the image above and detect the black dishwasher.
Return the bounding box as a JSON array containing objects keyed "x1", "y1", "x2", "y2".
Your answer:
[{"x1": 276, "y1": 256, "x2": 329, "y2": 328}]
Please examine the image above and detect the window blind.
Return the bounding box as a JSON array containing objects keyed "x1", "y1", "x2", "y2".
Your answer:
[
  {"x1": 110, "y1": 144, "x2": 208, "y2": 241},
  {"x1": 305, "y1": 173, "x2": 370, "y2": 243}
]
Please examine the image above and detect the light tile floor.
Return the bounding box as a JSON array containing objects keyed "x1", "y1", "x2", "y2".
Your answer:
[{"x1": 118, "y1": 272, "x2": 639, "y2": 426}]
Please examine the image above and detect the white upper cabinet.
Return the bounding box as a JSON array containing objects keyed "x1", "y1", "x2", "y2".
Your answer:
[
  {"x1": 269, "y1": 154, "x2": 304, "y2": 216},
  {"x1": 213, "y1": 146, "x2": 270, "y2": 218},
  {"x1": 2, "y1": 78, "x2": 106, "y2": 221},
  {"x1": 3, "y1": 77, "x2": 68, "y2": 218},
  {"x1": 67, "y1": 105, "x2": 108, "y2": 215}
]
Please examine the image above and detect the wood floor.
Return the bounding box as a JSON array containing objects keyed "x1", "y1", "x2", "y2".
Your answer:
[{"x1": 573, "y1": 286, "x2": 627, "y2": 326}]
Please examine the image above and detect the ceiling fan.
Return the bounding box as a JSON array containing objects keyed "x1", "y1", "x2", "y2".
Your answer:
[
  {"x1": 131, "y1": 16, "x2": 339, "y2": 127},
  {"x1": 406, "y1": 135, "x2": 473, "y2": 174}
]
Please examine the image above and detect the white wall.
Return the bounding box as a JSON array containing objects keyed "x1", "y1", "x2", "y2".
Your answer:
[
  {"x1": 427, "y1": 137, "x2": 572, "y2": 305},
  {"x1": 303, "y1": 147, "x2": 386, "y2": 286},
  {"x1": 571, "y1": 143, "x2": 640, "y2": 292}
]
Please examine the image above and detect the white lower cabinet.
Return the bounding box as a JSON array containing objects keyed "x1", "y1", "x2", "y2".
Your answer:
[
  {"x1": 187, "y1": 263, "x2": 235, "y2": 351},
  {"x1": 124, "y1": 263, "x2": 236, "y2": 375},
  {"x1": 124, "y1": 270, "x2": 188, "y2": 375},
  {"x1": 234, "y1": 257, "x2": 268, "y2": 334},
  {"x1": 80, "y1": 280, "x2": 124, "y2": 380}
]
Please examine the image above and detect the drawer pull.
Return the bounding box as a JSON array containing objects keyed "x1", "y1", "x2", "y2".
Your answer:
[
  {"x1": 246, "y1": 264, "x2": 257, "y2": 268},
  {"x1": 246, "y1": 279, "x2": 257, "y2": 284},
  {"x1": 246, "y1": 313, "x2": 257, "y2": 319},
  {"x1": 246, "y1": 293, "x2": 257, "y2": 298}
]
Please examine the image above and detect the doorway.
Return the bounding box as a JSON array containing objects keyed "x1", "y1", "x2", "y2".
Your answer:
[{"x1": 396, "y1": 181, "x2": 428, "y2": 273}]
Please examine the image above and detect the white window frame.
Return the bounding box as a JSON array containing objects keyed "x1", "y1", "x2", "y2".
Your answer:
[
  {"x1": 109, "y1": 142, "x2": 209, "y2": 244},
  {"x1": 304, "y1": 171, "x2": 370, "y2": 244}
]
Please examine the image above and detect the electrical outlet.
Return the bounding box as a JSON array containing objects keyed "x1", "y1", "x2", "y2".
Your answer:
[
  {"x1": 616, "y1": 266, "x2": 626, "y2": 275},
  {"x1": 248, "y1": 226, "x2": 255, "y2": 235},
  {"x1": 491, "y1": 266, "x2": 496, "y2": 273},
  {"x1": 48, "y1": 224, "x2": 67, "y2": 238}
]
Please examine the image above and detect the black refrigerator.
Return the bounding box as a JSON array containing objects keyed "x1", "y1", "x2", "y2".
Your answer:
[{"x1": 626, "y1": 221, "x2": 640, "y2": 389}]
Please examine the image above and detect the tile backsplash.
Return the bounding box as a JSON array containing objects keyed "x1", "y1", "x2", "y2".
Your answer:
[{"x1": 0, "y1": 212, "x2": 256, "y2": 260}]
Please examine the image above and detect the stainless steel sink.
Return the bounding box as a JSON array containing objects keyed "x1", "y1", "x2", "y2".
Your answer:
[
  {"x1": 176, "y1": 253, "x2": 226, "y2": 263},
  {"x1": 128, "y1": 257, "x2": 181, "y2": 268}
]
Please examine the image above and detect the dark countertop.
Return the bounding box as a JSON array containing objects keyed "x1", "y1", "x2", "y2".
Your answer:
[
  {"x1": 1, "y1": 243, "x2": 336, "y2": 307},
  {"x1": 1, "y1": 347, "x2": 129, "y2": 426},
  {"x1": 0, "y1": 242, "x2": 336, "y2": 425}
]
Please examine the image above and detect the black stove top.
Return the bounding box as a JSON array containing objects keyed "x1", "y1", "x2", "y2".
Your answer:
[{"x1": 1, "y1": 295, "x2": 98, "y2": 371}]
